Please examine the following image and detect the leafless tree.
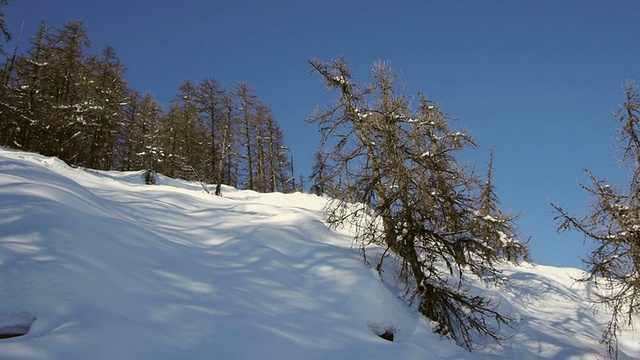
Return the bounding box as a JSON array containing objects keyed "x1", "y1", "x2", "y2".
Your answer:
[
  {"x1": 308, "y1": 57, "x2": 529, "y2": 350},
  {"x1": 553, "y1": 81, "x2": 640, "y2": 359}
]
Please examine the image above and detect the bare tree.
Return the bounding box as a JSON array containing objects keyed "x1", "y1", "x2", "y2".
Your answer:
[
  {"x1": 474, "y1": 148, "x2": 530, "y2": 264},
  {"x1": 194, "y1": 76, "x2": 225, "y2": 185},
  {"x1": 553, "y1": 81, "x2": 640, "y2": 359},
  {"x1": 308, "y1": 57, "x2": 529, "y2": 350},
  {"x1": 0, "y1": 0, "x2": 11, "y2": 53},
  {"x1": 234, "y1": 82, "x2": 257, "y2": 190},
  {"x1": 117, "y1": 90, "x2": 163, "y2": 171},
  {"x1": 219, "y1": 93, "x2": 238, "y2": 194}
]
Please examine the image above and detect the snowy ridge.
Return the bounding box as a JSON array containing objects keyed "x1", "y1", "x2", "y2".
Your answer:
[{"x1": 0, "y1": 148, "x2": 638, "y2": 359}]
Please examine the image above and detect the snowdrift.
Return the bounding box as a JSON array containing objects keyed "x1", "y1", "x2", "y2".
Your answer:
[{"x1": 0, "y1": 148, "x2": 638, "y2": 359}]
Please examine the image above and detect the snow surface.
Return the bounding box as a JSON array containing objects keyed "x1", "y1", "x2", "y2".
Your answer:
[{"x1": 0, "y1": 147, "x2": 638, "y2": 359}]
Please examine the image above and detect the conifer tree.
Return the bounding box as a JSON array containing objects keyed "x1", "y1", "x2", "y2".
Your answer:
[
  {"x1": 117, "y1": 90, "x2": 163, "y2": 171},
  {"x1": 553, "y1": 81, "x2": 640, "y2": 359},
  {"x1": 159, "y1": 79, "x2": 207, "y2": 180},
  {"x1": 219, "y1": 92, "x2": 239, "y2": 193},
  {"x1": 0, "y1": 16, "x2": 294, "y2": 194},
  {"x1": 0, "y1": 0, "x2": 10, "y2": 52},
  {"x1": 473, "y1": 148, "x2": 530, "y2": 264},
  {"x1": 0, "y1": 21, "x2": 128, "y2": 168},
  {"x1": 0, "y1": 21, "x2": 52, "y2": 153},
  {"x1": 194, "y1": 76, "x2": 226, "y2": 185},
  {"x1": 82, "y1": 45, "x2": 127, "y2": 169},
  {"x1": 308, "y1": 57, "x2": 529, "y2": 350},
  {"x1": 45, "y1": 21, "x2": 92, "y2": 164},
  {"x1": 234, "y1": 82, "x2": 258, "y2": 190}
]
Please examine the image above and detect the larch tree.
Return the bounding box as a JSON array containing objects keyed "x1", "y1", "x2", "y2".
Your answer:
[
  {"x1": 0, "y1": 15, "x2": 296, "y2": 194},
  {"x1": 0, "y1": 0, "x2": 9, "y2": 44},
  {"x1": 0, "y1": 21, "x2": 128, "y2": 169},
  {"x1": 220, "y1": 92, "x2": 239, "y2": 192},
  {"x1": 117, "y1": 89, "x2": 163, "y2": 171},
  {"x1": 46, "y1": 21, "x2": 92, "y2": 164},
  {"x1": 254, "y1": 103, "x2": 269, "y2": 192},
  {"x1": 0, "y1": 21, "x2": 49, "y2": 151},
  {"x1": 234, "y1": 82, "x2": 258, "y2": 190},
  {"x1": 82, "y1": 45, "x2": 127, "y2": 170},
  {"x1": 264, "y1": 112, "x2": 293, "y2": 192},
  {"x1": 308, "y1": 57, "x2": 529, "y2": 350},
  {"x1": 160, "y1": 79, "x2": 207, "y2": 181},
  {"x1": 473, "y1": 148, "x2": 530, "y2": 265},
  {"x1": 194, "y1": 76, "x2": 226, "y2": 186},
  {"x1": 553, "y1": 81, "x2": 640, "y2": 359}
]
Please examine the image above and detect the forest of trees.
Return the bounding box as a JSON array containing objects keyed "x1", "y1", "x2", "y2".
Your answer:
[{"x1": 0, "y1": 20, "x2": 297, "y2": 194}]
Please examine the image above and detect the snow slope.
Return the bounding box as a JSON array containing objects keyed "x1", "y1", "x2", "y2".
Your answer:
[{"x1": 0, "y1": 148, "x2": 638, "y2": 359}]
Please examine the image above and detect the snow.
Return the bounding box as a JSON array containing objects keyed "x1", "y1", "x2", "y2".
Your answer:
[{"x1": 0, "y1": 147, "x2": 639, "y2": 359}]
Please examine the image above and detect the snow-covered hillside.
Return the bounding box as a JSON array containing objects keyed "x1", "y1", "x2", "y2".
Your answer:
[{"x1": 0, "y1": 148, "x2": 638, "y2": 359}]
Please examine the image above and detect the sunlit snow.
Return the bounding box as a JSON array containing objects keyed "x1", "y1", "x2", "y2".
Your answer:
[{"x1": 0, "y1": 148, "x2": 638, "y2": 359}]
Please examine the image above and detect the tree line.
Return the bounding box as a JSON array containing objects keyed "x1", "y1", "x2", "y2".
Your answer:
[{"x1": 0, "y1": 20, "x2": 297, "y2": 195}]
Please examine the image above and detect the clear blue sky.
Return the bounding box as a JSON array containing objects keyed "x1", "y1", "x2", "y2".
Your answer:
[{"x1": 6, "y1": 1, "x2": 640, "y2": 269}]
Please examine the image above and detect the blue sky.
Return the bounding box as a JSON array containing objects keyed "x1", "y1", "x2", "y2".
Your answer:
[{"x1": 5, "y1": 1, "x2": 640, "y2": 269}]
